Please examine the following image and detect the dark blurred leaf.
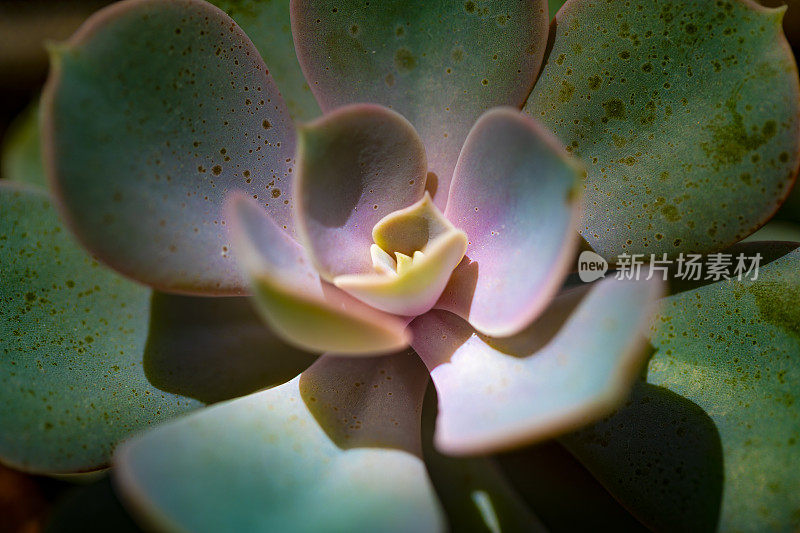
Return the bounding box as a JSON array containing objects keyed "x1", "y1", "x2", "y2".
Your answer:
[
  {"x1": 1, "y1": 103, "x2": 46, "y2": 188},
  {"x1": 0, "y1": 463, "x2": 49, "y2": 532},
  {"x1": 45, "y1": 476, "x2": 140, "y2": 533},
  {"x1": 496, "y1": 441, "x2": 648, "y2": 533},
  {"x1": 145, "y1": 292, "x2": 317, "y2": 404},
  {"x1": 421, "y1": 385, "x2": 546, "y2": 533},
  {"x1": 562, "y1": 382, "x2": 723, "y2": 532}
]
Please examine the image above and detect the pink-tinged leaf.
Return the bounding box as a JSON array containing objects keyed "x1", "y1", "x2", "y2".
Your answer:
[
  {"x1": 41, "y1": 0, "x2": 295, "y2": 295},
  {"x1": 439, "y1": 107, "x2": 583, "y2": 337},
  {"x1": 291, "y1": 0, "x2": 549, "y2": 209},
  {"x1": 295, "y1": 104, "x2": 427, "y2": 280},
  {"x1": 226, "y1": 193, "x2": 410, "y2": 356},
  {"x1": 409, "y1": 277, "x2": 664, "y2": 455}
]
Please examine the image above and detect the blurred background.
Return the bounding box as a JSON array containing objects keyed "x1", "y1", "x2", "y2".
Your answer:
[{"x1": 1, "y1": 0, "x2": 799, "y2": 531}]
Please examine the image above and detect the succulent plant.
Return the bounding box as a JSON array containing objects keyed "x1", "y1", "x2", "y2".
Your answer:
[{"x1": 1, "y1": 0, "x2": 799, "y2": 531}]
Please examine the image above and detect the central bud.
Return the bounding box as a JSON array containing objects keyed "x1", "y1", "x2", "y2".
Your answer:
[{"x1": 333, "y1": 193, "x2": 467, "y2": 316}]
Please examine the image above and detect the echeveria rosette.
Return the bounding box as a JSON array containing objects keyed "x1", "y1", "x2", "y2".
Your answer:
[
  {"x1": 20, "y1": 0, "x2": 659, "y2": 503},
  {"x1": 223, "y1": 92, "x2": 666, "y2": 442},
  {"x1": 0, "y1": 0, "x2": 798, "y2": 531}
]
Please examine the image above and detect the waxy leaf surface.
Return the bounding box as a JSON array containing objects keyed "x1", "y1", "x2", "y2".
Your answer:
[
  {"x1": 0, "y1": 185, "x2": 199, "y2": 473},
  {"x1": 525, "y1": 0, "x2": 800, "y2": 259},
  {"x1": 115, "y1": 353, "x2": 445, "y2": 532},
  {"x1": 292, "y1": 0, "x2": 549, "y2": 208},
  {"x1": 43, "y1": 0, "x2": 295, "y2": 294}
]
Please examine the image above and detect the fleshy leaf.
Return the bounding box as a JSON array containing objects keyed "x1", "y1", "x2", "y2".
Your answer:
[
  {"x1": 525, "y1": 0, "x2": 800, "y2": 260},
  {"x1": 439, "y1": 107, "x2": 582, "y2": 337},
  {"x1": 114, "y1": 353, "x2": 446, "y2": 532},
  {"x1": 645, "y1": 243, "x2": 800, "y2": 531},
  {"x1": 295, "y1": 104, "x2": 427, "y2": 279},
  {"x1": 144, "y1": 292, "x2": 317, "y2": 404},
  {"x1": 42, "y1": 0, "x2": 295, "y2": 294},
  {"x1": 547, "y1": 0, "x2": 567, "y2": 18},
  {"x1": 409, "y1": 277, "x2": 663, "y2": 455},
  {"x1": 373, "y1": 191, "x2": 457, "y2": 256},
  {"x1": 226, "y1": 192, "x2": 410, "y2": 355},
  {"x1": 334, "y1": 193, "x2": 468, "y2": 316},
  {"x1": 0, "y1": 184, "x2": 200, "y2": 473},
  {"x1": 334, "y1": 233, "x2": 467, "y2": 317},
  {"x1": 1, "y1": 103, "x2": 46, "y2": 189},
  {"x1": 291, "y1": 0, "x2": 549, "y2": 208},
  {"x1": 209, "y1": 0, "x2": 321, "y2": 122}
]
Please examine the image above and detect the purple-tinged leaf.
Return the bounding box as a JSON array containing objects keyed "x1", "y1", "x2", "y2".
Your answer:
[{"x1": 42, "y1": 0, "x2": 295, "y2": 295}]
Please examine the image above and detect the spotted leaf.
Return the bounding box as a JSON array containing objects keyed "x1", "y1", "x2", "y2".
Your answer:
[
  {"x1": 42, "y1": 0, "x2": 295, "y2": 295},
  {"x1": 525, "y1": 0, "x2": 800, "y2": 259},
  {"x1": 209, "y1": 0, "x2": 321, "y2": 121},
  {"x1": 567, "y1": 243, "x2": 800, "y2": 532},
  {"x1": 0, "y1": 184, "x2": 199, "y2": 473}
]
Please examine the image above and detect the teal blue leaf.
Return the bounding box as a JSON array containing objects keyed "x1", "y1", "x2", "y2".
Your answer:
[
  {"x1": 114, "y1": 353, "x2": 445, "y2": 532},
  {"x1": 0, "y1": 184, "x2": 200, "y2": 473},
  {"x1": 562, "y1": 381, "x2": 724, "y2": 532},
  {"x1": 647, "y1": 243, "x2": 800, "y2": 531},
  {"x1": 566, "y1": 243, "x2": 800, "y2": 532}
]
